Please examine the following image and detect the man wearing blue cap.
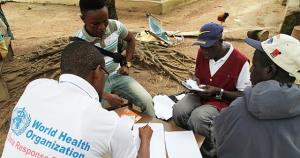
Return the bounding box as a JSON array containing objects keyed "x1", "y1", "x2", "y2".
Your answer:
[
  {"x1": 215, "y1": 34, "x2": 300, "y2": 158},
  {"x1": 173, "y1": 22, "x2": 251, "y2": 157}
]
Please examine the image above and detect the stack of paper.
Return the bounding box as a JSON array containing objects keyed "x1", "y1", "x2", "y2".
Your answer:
[
  {"x1": 165, "y1": 131, "x2": 203, "y2": 158},
  {"x1": 153, "y1": 95, "x2": 175, "y2": 120},
  {"x1": 132, "y1": 123, "x2": 166, "y2": 158},
  {"x1": 182, "y1": 79, "x2": 206, "y2": 92}
]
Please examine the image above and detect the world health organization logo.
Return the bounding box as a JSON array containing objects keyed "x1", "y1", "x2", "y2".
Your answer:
[{"x1": 11, "y1": 107, "x2": 31, "y2": 136}]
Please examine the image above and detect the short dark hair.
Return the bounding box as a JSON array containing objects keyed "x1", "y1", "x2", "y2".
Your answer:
[
  {"x1": 255, "y1": 50, "x2": 274, "y2": 68},
  {"x1": 255, "y1": 50, "x2": 296, "y2": 83},
  {"x1": 61, "y1": 41, "x2": 105, "y2": 79},
  {"x1": 79, "y1": 0, "x2": 106, "y2": 15}
]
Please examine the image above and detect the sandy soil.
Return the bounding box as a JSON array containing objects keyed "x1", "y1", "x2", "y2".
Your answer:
[
  {"x1": 3, "y1": 0, "x2": 284, "y2": 57},
  {"x1": 0, "y1": 0, "x2": 285, "y2": 94},
  {"x1": 0, "y1": 0, "x2": 285, "y2": 153}
]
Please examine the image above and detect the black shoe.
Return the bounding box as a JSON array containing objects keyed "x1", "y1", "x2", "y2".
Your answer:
[{"x1": 200, "y1": 139, "x2": 217, "y2": 158}]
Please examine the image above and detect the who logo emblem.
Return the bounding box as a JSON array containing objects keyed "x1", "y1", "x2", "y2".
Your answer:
[{"x1": 11, "y1": 107, "x2": 31, "y2": 136}]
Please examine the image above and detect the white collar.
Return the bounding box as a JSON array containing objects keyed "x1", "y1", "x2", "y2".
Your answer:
[
  {"x1": 59, "y1": 74, "x2": 99, "y2": 101},
  {"x1": 211, "y1": 42, "x2": 234, "y2": 63}
]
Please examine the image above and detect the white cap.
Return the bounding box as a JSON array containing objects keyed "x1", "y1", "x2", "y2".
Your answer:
[{"x1": 245, "y1": 34, "x2": 300, "y2": 80}]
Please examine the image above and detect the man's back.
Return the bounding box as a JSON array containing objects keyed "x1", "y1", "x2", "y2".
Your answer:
[
  {"x1": 1, "y1": 74, "x2": 137, "y2": 158},
  {"x1": 215, "y1": 80, "x2": 300, "y2": 158}
]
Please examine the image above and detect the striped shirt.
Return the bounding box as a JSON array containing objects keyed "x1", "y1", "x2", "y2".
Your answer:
[{"x1": 75, "y1": 19, "x2": 128, "y2": 73}]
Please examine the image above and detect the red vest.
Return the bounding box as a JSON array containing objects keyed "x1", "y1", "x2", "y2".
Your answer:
[{"x1": 195, "y1": 48, "x2": 248, "y2": 111}]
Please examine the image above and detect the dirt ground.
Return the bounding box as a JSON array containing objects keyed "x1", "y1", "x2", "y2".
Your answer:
[
  {"x1": 0, "y1": 0, "x2": 285, "y2": 154},
  {"x1": 3, "y1": 0, "x2": 285, "y2": 57},
  {"x1": 0, "y1": 0, "x2": 285, "y2": 92}
]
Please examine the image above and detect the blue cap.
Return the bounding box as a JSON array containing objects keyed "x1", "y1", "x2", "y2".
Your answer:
[
  {"x1": 193, "y1": 22, "x2": 224, "y2": 48},
  {"x1": 244, "y1": 37, "x2": 265, "y2": 53}
]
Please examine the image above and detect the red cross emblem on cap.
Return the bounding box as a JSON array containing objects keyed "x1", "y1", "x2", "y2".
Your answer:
[{"x1": 270, "y1": 49, "x2": 281, "y2": 58}]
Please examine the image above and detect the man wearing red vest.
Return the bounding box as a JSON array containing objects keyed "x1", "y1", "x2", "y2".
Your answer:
[{"x1": 172, "y1": 22, "x2": 251, "y2": 158}]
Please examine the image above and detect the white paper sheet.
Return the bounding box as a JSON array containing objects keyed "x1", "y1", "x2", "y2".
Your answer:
[
  {"x1": 182, "y1": 79, "x2": 206, "y2": 91},
  {"x1": 132, "y1": 123, "x2": 166, "y2": 158},
  {"x1": 153, "y1": 95, "x2": 175, "y2": 120},
  {"x1": 165, "y1": 131, "x2": 202, "y2": 158},
  {"x1": 175, "y1": 93, "x2": 186, "y2": 100}
]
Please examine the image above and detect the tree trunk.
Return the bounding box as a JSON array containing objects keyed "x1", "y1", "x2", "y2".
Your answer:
[{"x1": 105, "y1": 0, "x2": 118, "y2": 20}]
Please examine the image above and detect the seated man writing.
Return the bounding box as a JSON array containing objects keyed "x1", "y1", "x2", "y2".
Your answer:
[
  {"x1": 173, "y1": 22, "x2": 251, "y2": 158},
  {"x1": 1, "y1": 41, "x2": 152, "y2": 158}
]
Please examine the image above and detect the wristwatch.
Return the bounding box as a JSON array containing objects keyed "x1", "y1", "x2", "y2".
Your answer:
[
  {"x1": 126, "y1": 61, "x2": 132, "y2": 68},
  {"x1": 215, "y1": 88, "x2": 224, "y2": 100}
]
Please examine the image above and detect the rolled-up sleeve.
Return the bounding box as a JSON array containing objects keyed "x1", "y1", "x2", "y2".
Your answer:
[{"x1": 236, "y1": 62, "x2": 251, "y2": 91}]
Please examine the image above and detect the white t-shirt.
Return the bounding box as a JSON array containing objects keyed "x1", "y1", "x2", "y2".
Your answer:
[
  {"x1": 1, "y1": 74, "x2": 137, "y2": 158},
  {"x1": 209, "y1": 42, "x2": 251, "y2": 91}
]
